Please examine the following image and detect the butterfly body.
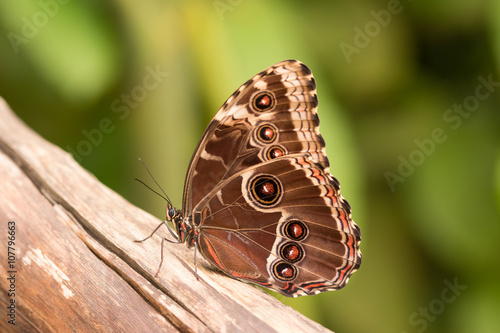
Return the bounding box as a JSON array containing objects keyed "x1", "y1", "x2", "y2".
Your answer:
[{"x1": 160, "y1": 60, "x2": 361, "y2": 297}]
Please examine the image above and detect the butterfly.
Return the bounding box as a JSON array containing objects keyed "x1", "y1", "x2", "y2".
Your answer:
[{"x1": 137, "y1": 60, "x2": 362, "y2": 297}]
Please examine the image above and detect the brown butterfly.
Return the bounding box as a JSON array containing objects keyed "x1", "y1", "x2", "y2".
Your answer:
[{"x1": 137, "y1": 60, "x2": 362, "y2": 297}]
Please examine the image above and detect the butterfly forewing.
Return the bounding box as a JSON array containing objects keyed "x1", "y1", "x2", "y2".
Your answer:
[{"x1": 182, "y1": 60, "x2": 326, "y2": 214}]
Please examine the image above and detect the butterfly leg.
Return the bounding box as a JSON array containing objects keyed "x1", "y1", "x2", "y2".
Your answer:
[
  {"x1": 135, "y1": 219, "x2": 180, "y2": 243},
  {"x1": 134, "y1": 220, "x2": 168, "y2": 243},
  {"x1": 153, "y1": 236, "x2": 181, "y2": 277},
  {"x1": 193, "y1": 244, "x2": 199, "y2": 280},
  {"x1": 135, "y1": 220, "x2": 181, "y2": 277},
  {"x1": 153, "y1": 237, "x2": 167, "y2": 277}
]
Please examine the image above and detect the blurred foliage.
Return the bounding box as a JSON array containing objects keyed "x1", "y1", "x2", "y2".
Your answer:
[{"x1": 1, "y1": 0, "x2": 499, "y2": 332}]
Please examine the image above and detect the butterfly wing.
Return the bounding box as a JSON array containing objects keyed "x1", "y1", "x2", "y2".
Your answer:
[{"x1": 183, "y1": 60, "x2": 361, "y2": 297}]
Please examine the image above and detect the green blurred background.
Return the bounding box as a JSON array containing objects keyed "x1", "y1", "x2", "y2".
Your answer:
[{"x1": 1, "y1": 0, "x2": 499, "y2": 332}]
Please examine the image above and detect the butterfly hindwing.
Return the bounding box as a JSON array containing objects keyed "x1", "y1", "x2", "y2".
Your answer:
[{"x1": 194, "y1": 155, "x2": 361, "y2": 296}]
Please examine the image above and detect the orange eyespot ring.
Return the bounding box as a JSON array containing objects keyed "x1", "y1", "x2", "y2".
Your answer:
[
  {"x1": 266, "y1": 146, "x2": 286, "y2": 160},
  {"x1": 283, "y1": 220, "x2": 308, "y2": 241},
  {"x1": 273, "y1": 261, "x2": 297, "y2": 281},
  {"x1": 280, "y1": 242, "x2": 304, "y2": 263},
  {"x1": 252, "y1": 91, "x2": 275, "y2": 112},
  {"x1": 257, "y1": 124, "x2": 277, "y2": 143},
  {"x1": 249, "y1": 175, "x2": 282, "y2": 206}
]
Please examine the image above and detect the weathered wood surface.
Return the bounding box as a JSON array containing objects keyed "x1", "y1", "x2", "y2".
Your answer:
[{"x1": 0, "y1": 97, "x2": 331, "y2": 333}]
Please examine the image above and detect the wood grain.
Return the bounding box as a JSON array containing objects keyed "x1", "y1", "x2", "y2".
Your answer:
[{"x1": 0, "y1": 97, "x2": 332, "y2": 332}]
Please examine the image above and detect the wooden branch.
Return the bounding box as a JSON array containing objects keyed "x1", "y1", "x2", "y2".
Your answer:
[{"x1": 0, "y1": 97, "x2": 331, "y2": 332}]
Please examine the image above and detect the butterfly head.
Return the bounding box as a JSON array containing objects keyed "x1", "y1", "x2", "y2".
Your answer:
[{"x1": 166, "y1": 204, "x2": 178, "y2": 222}]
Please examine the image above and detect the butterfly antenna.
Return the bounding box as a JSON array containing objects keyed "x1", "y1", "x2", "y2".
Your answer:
[
  {"x1": 134, "y1": 178, "x2": 169, "y2": 202},
  {"x1": 137, "y1": 158, "x2": 172, "y2": 205}
]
